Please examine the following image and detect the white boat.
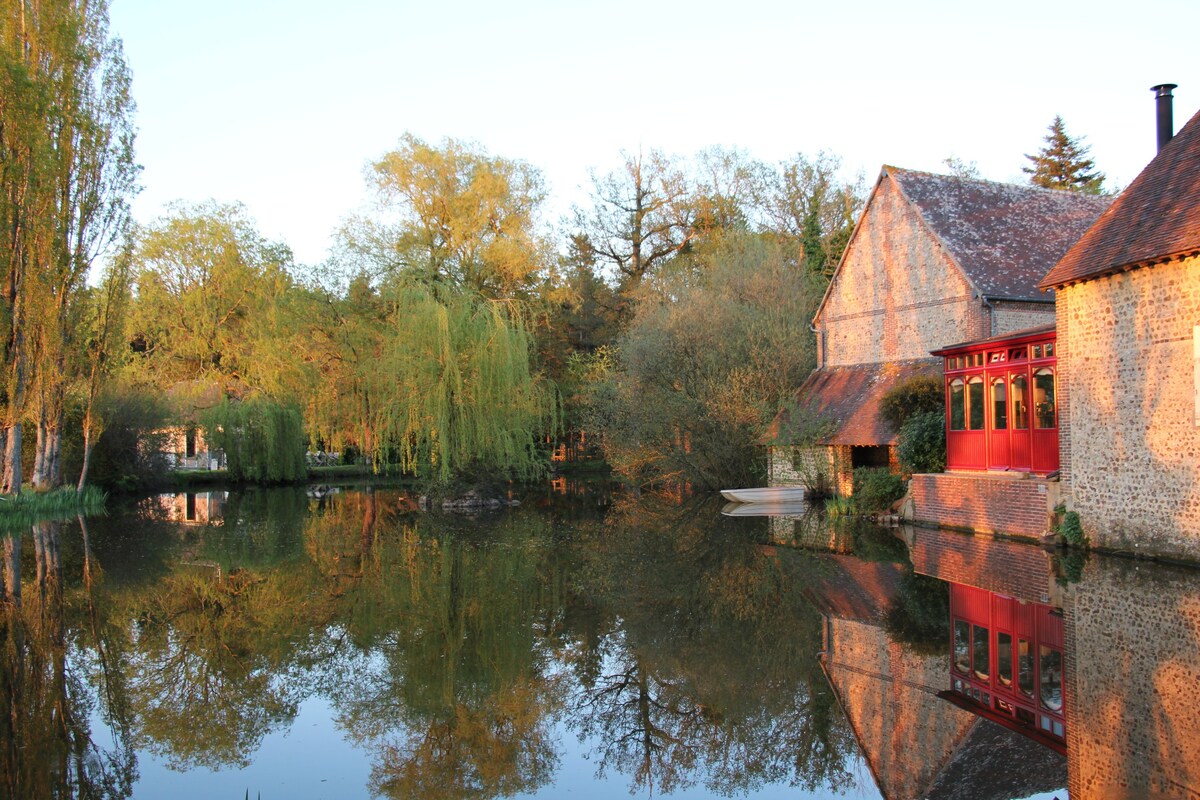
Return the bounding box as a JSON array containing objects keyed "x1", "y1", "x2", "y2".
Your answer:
[
  {"x1": 720, "y1": 500, "x2": 810, "y2": 517},
  {"x1": 719, "y1": 487, "x2": 809, "y2": 504}
]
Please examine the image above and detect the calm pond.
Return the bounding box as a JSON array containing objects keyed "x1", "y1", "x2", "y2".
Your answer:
[{"x1": 2, "y1": 482, "x2": 1198, "y2": 799}]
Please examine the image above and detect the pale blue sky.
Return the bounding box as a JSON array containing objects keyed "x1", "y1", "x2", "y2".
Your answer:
[{"x1": 110, "y1": 0, "x2": 1199, "y2": 266}]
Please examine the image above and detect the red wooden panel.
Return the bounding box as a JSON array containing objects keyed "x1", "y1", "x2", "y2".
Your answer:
[
  {"x1": 1010, "y1": 599, "x2": 1037, "y2": 637},
  {"x1": 992, "y1": 594, "x2": 1014, "y2": 630},
  {"x1": 1040, "y1": 607, "x2": 1064, "y2": 649},
  {"x1": 1009, "y1": 428, "x2": 1031, "y2": 471},
  {"x1": 989, "y1": 429, "x2": 1010, "y2": 469},
  {"x1": 947, "y1": 430, "x2": 987, "y2": 470},
  {"x1": 952, "y1": 584, "x2": 992, "y2": 624},
  {"x1": 1031, "y1": 428, "x2": 1059, "y2": 473}
]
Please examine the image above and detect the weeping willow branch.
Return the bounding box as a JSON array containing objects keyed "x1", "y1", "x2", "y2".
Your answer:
[{"x1": 367, "y1": 283, "x2": 558, "y2": 485}]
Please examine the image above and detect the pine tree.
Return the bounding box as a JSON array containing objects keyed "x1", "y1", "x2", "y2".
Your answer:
[{"x1": 1023, "y1": 115, "x2": 1106, "y2": 194}]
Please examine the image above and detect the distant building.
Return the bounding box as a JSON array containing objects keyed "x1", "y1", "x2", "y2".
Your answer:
[
  {"x1": 770, "y1": 167, "x2": 1108, "y2": 495},
  {"x1": 1039, "y1": 101, "x2": 1200, "y2": 555}
]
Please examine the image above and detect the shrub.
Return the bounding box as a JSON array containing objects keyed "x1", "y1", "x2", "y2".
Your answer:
[
  {"x1": 1060, "y1": 510, "x2": 1086, "y2": 546},
  {"x1": 852, "y1": 467, "x2": 906, "y2": 514},
  {"x1": 897, "y1": 410, "x2": 946, "y2": 474},
  {"x1": 879, "y1": 375, "x2": 944, "y2": 430}
]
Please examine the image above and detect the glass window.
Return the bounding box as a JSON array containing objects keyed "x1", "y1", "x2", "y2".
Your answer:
[
  {"x1": 950, "y1": 379, "x2": 965, "y2": 431},
  {"x1": 968, "y1": 377, "x2": 985, "y2": 431},
  {"x1": 1018, "y1": 638, "x2": 1034, "y2": 698},
  {"x1": 973, "y1": 624, "x2": 990, "y2": 681},
  {"x1": 954, "y1": 620, "x2": 970, "y2": 674},
  {"x1": 997, "y1": 632, "x2": 1013, "y2": 686},
  {"x1": 992, "y1": 379, "x2": 1007, "y2": 430},
  {"x1": 1012, "y1": 375, "x2": 1029, "y2": 430},
  {"x1": 1034, "y1": 369, "x2": 1056, "y2": 429},
  {"x1": 1032, "y1": 344, "x2": 1043, "y2": 359},
  {"x1": 1045, "y1": 342, "x2": 1055, "y2": 358},
  {"x1": 1040, "y1": 646, "x2": 1063, "y2": 712}
]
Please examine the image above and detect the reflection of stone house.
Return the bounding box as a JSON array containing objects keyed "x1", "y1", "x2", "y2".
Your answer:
[
  {"x1": 769, "y1": 167, "x2": 1108, "y2": 495},
  {"x1": 809, "y1": 549, "x2": 1067, "y2": 799},
  {"x1": 1039, "y1": 99, "x2": 1200, "y2": 555},
  {"x1": 156, "y1": 491, "x2": 227, "y2": 523}
]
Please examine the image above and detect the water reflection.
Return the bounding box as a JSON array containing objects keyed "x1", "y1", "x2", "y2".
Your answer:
[{"x1": 0, "y1": 487, "x2": 1198, "y2": 798}]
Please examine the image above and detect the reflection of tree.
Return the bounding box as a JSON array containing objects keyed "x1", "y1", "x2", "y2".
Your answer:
[
  {"x1": 0, "y1": 521, "x2": 136, "y2": 798},
  {"x1": 310, "y1": 495, "x2": 568, "y2": 799},
  {"x1": 567, "y1": 493, "x2": 858, "y2": 795},
  {"x1": 121, "y1": 569, "x2": 304, "y2": 769}
]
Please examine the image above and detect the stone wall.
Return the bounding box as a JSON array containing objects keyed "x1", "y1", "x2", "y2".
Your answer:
[
  {"x1": 1063, "y1": 557, "x2": 1200, "y2": 799},
  {"x1": 909, "y1": 472, "x2": 1059, "y2": 540},
  {"x1": 768, "y1": 445, "x2": 853, "y2": 497},
  {"x1": 990, "y1": 299, "x2": 1056, "y2": 336},
  {"x1": 818, "y1": 175, "x2": 989, "y2": 366},
  {"x1": 1056, "y1": 254, "x2": 1200, "y2": 556}
]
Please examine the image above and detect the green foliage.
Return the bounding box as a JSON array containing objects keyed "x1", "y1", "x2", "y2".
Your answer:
[
  {"x1": 367, "y1": 283, "x2": 558, "y2": 486},
  {"x1": 851, "y1": 467, "x2": 906, "y2": 515},
  {"x1": 202, "y1": 399, "x2": 307, "y2": 484},
  {"x1": 884, "y1": 572, "x2": 950, "y2": 655},
  {"x1": 88, "y1": 384, "x2": 172, "y2": 491},
  {"x1": 824, "y1": 495, "x2": 856, "y2": 517},
  {"x1": 583, "y1": 233, "x2": 824, "y2": 489},
  {"x1": 1060, "y1": 510, "x2": 1086, "y2": 546},
  {"x1": 879, "y1": 375, "x2": 944, "y2": 430},
  {"x1": 1023, "y1": 115, "x2": 1107, "y2": 194},
  {"x1": 897, "y1": 410, "x2": 947, "y2": 474}
]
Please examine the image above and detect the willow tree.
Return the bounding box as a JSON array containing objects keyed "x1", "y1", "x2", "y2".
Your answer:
[{"x1": 367, "y1": 282, "x2": 557, "y2": 485}]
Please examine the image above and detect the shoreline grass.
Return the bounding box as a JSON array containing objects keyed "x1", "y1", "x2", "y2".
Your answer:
[{"x1": 0, "y1": 485, "x2": 107, "y2": 531}]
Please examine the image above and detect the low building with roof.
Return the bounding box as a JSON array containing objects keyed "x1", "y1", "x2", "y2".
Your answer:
[
  {"x1": 769, "y1": 166, "x2": 1109, "y2": 496},
  {"x1": 1039, "y1": 98, "x2": 1200, "y2": 556}
]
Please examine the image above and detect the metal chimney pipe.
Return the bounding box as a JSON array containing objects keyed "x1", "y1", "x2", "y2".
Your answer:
[{"x1": 1151, "y1": 83, "x2": 1178, "y2": 152}]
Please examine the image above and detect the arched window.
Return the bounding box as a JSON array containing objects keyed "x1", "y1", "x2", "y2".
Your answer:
[
  {"x1": 992, "y1": 378, "x2": 1008, "y2": 430},
  {"x1": 967, "y1": 376, "x2": 985, "y2": 431},
  {"x1": 1034, "y1": 368, "x2": 1056, "y2": 429},
  {"x1": 949, "y1": 378, "x2": 965, "y2": 431},
  {"x1": 1012, "y1": 374, "x2": 1029, "y2": 430}
]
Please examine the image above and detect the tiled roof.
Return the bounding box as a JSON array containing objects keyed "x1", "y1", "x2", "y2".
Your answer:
[
  {"x1": 1041, "y1": 107, "x2": 1200, "y2": 288},
  {"x1": 888, "y1": 167, "x2": 1112, "y2": 302},
  {"x1": 768, "y1": 360, "x2": 943, "y2": 447},
  {"x1": 924, "y1": 717, "x2": 1067, "y2": 800}
]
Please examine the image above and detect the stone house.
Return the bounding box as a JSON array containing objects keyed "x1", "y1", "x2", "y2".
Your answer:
[
  {"x1": 769, "y1": 167, "x2": 1109, "y2": 495},
  {"x1": 1039, "y1": 103, "x2": 1200, "y2": 556},
  {"x1": 160, "y1": 379, "x2": 229, "y2": 470}
]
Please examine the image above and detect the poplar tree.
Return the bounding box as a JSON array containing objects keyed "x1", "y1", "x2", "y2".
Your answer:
[
  {"x1": 0, "y1": 0, "x2": 138, "y2": 493},
  {"x1": 1023, "y1": 115, "x2": 1106, "y2": 194}
]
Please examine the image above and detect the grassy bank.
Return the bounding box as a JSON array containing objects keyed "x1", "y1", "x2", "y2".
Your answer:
[{"x1": 0, "y1": 485, "x2": 108, "y2": 530}]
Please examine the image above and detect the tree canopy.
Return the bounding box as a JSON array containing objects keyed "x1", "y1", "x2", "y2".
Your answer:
[{"x1": 1023, "y1": 115, "x2": 1106, "y2": 194}]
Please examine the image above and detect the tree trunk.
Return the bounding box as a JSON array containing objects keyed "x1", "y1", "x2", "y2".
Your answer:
[
  {"x1": 77, "y1": 433, "x2": 93, "y2": 494},
  {"x1": 47, "y1": 427, "x2": 61, "y2": 488},
  {"x1": 32, "y1": 416, "x2": 46, "y2": 491},
  {"x1": 3, "y1": 424, "x2": 22, "y2": 495}
]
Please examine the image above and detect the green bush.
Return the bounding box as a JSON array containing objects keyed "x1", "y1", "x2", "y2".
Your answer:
[
  {"x1": 879, "y1": 375, "x2": 944, "y2": 430},
  {"x1": 852, "y1": 467, "x2": 906, "y2": 514},
  {"x1": 897, "y1": 410, "x2": 946, "y2": 474},
  {"x1": 1060, "y1": 510, "x2": 1086, "y2": 546}
]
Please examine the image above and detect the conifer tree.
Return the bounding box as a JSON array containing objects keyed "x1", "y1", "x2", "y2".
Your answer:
[{"x1": 1023, "y1": 115, "x2": 1106, "y2": 194}]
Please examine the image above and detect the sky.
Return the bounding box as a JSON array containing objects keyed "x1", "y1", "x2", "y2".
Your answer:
[{"x1": 108, "y1": 0, "x2": 1200, "y2": 267}]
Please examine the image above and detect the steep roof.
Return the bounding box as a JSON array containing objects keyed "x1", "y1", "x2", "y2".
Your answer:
[
  {"x1": 887, "y1": 167, "x2": 1112, "y2": 302},
  {"x1": 768, "y1": 360, "x2": 943, "y2": 447},
  {"x1": 1041, "y1": 106, "x2": 1200, "y2": 288}
]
